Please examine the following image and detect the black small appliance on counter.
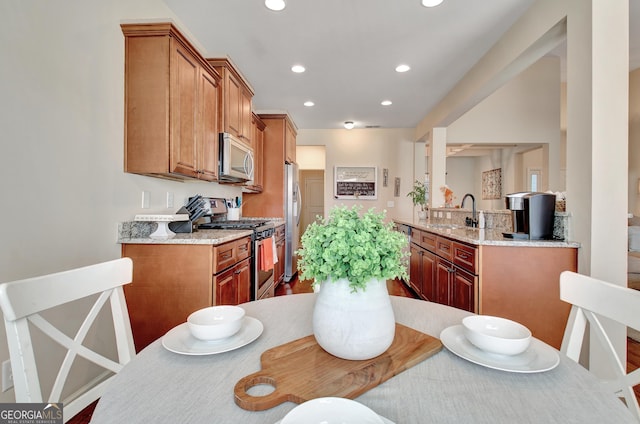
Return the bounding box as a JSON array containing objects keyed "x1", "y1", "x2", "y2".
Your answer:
[{"x1": 503, "y1": 192, "x2": 556, "y2": 240}]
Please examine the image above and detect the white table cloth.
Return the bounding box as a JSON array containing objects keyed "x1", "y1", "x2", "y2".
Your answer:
[{"x1": 90, "y1": 294, "x2": 636, "y2": 423}]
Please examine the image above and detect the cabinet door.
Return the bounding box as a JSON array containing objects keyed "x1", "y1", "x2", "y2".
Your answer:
[
  {"x1": 285, "y1": 120, "x2": 296, "y2": 163},
  {"x1": 451, "y1": 267, "x2": 477, "y2": 313},
  {"x1": 409, "y1": 244, "x2": 423, "y2": 295},
  {"x1": 170, "y1": 40, "x2": 199, "y2": 178},
  {"x1": 240, "y1": 89, "x2": 252, "y2": 143},
  {"x1": 236, "y1": 258, "x2": 251, "y2": 304},
  {"x1": 225, "y1": 72, "x2": 242, "y2": 138},
  {"x1": 198, "y1": 68, "x2": 219, "y2": 181},
  {"x1": 435, "y1": 257, "x2": 452, "y2": 305},
  {"x1": 215, "y1": 266, "x2": 237, "y2": 306},
  {"x1": 421, "y1": 249, "x2": 436, "y2": 301}
]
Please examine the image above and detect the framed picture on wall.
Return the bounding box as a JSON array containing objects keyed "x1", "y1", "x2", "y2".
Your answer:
[
  {"x1": 334, "y1": 166, "x2": 377, "y2": 200},
  {"x1": 482, "y1": 168, "x2": 502, "y2": 200}
]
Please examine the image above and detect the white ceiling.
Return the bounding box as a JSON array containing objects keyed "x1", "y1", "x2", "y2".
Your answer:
[{"x1": 164, "y1": 0, "x2": 640, "y2": 131}]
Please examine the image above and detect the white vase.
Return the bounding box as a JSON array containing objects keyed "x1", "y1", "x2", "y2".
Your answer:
[
  {"x1": 417, "y1": 211, "x2": 427, "y2": 221},
  {"x1": 312, "y1": 277, "x2": 396, "y2": 360}
]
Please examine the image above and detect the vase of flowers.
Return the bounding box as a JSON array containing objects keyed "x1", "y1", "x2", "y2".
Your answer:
[{"x1": 297, "y1": 205, "x2": 408, "y2": 360}]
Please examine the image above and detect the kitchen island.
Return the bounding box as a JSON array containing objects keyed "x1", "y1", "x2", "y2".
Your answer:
[{"x1": 395, "y1": 219, "x2": 579, "y2": 349}]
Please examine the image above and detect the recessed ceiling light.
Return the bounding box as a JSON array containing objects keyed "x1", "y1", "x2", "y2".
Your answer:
[
  {"x1": 265, "y1": 0, "x2": 286, "y2": 11},
  {"x1": 291, "y1": 64, "x2": 306, "y2": 73},
  {"x1": 304, "y1": 101, "x2": 315, "y2": 107},
  {"x1": 421, "y1": 0, "x2": 444, "y2": 7},
  {"x1": 344, "y1": 121, "x2": 355, "y2": 130},
  {"x1": 395, "y1": 64, "x2": 411, "y2": 73},
  {"x1": 381, "y1": 100, "x2": 392, "y2": 106}
]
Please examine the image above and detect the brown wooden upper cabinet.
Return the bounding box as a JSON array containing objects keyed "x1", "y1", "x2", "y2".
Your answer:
[
  {"x1": 121, "y1": 23, "x2": 221, "y2": 181},
  {"x1": 285, "y1": 118, "x2": 297, "y2": 163},
  {"x1": 207, "y1": 58, "x2": 255, "y2": 147},
  {"x1": 242, "y1": 113, "x2": 266, "y2": 193},
  {"x1": 242, "y1": 113, "x2": 298, "y2": 218}
]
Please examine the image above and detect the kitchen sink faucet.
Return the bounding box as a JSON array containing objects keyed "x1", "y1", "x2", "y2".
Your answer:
[{"x1": 460, "y1": 193, "x2": 477, "y2": 227}]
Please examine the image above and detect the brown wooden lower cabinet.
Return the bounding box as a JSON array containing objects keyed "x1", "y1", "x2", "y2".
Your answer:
[
  {"x1": 215, "y1": 257, "x2": 251, "y2": 305},
  {"x1": 403, "y1": 224, "x2": 578, "y2": 349},
  {"x1": 121, "y1": 237, "x2": 251, "y2": 352},
  {"x1": 411, "y1": 238, "x2": 477, "y2": 313}
]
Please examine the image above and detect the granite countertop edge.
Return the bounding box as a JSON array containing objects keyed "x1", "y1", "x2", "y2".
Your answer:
[
  {"x1": 394, "y1": 219, "x2": 581, "y2": 248},
  {"x1": 118, "y1": 228, "x2": 254, "y2": 245}
]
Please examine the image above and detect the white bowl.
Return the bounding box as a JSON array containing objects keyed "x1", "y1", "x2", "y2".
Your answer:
[
  {"x1": 187, "y1": 306, "x2": 245, "y2": 341},
  {"x1": 281, "y1": 397, "x2": 383, "y2": 424},
  {"x1": 462, "y1": 315, "x2": 532, "y2": 356}
]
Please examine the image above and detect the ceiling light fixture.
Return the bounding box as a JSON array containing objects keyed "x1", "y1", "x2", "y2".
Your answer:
[
  {"x1": 291, "y1": 64, "x2": 305, "y2": 73},
  {"x1": 265, "y1": 0, "x2": 286, "y2": 11},
  {"x1": 421, "y1": 0, "x2": 444, "y2": 7},
  {"x1": 395, "y1": 64, "x2": 411, "y2": 73},
  {"x1": 381, "y1": 100, "x2": 392, "y2": 106},
  {"x1": 303, "y1": 101, "x2": 315, "y2": 107},
  {"x1": 344, "y1": 121, "x2": 355, "y2": 130}
]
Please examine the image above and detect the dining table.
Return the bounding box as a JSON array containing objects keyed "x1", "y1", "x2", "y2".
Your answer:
[{"x1": 90, "y1": 293, "x2": 637, "y2": 423}]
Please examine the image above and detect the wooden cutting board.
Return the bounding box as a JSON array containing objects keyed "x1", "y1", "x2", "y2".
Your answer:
[{"x1": 234, "y1": 323, "x2": 442, "y2": 411}]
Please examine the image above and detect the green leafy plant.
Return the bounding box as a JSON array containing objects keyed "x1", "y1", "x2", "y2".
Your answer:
[
  {"x1": 297, "y1": 205, "x2": 409, "y2": 292},
  {"x1": 407, "y1": 180, "x2": 427, "y2": 211}
]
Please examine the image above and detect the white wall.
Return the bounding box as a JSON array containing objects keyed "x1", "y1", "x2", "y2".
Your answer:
[
  {"x1": 443, "y1": 157, "x2": 475, "y2": 207},
  {"x1": 297, "y1": 146, "x2": 326, "y2": 170},
  {"x1": 0, "y1": 0, "x2": 243, "y2": 402},
  {"x1": 446, "y1": 57, "x2": 561, "y2": 192},
  {"x1": 296, "y1": 128, "x2": 415, "y2": 223}
]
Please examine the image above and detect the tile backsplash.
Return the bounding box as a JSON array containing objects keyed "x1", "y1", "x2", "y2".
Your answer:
[{"x1": 429, "y1": 208, "x2": 571, "y2": 241}]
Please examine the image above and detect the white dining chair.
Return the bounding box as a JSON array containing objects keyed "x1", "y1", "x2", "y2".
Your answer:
[
  {"x1": 0, "y1": 258, "x2": 136, "y2": 422},
  {"x1": 560, "y1": 270, "x2": 640, "y2": 422}
]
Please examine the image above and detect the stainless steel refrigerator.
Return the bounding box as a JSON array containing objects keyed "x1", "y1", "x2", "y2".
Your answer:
[{"x1": 284, "y1": 162, "x2": 301, "y2": 281}]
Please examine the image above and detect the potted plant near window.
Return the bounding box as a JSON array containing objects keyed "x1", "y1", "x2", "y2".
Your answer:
[
  {"x1": 297, "y1": 205, "x2": 408, "y2": 360},
  {"x1": 407, "y1": 180, "x2": 428, "y2": 221}
]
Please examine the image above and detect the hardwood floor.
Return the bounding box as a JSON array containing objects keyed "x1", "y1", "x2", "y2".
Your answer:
[{"x1": 628, "y1": 337, "x2": 640, "y2": 401}]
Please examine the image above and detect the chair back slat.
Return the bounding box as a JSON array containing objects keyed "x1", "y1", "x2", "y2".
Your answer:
[
  {"x1": 0, "y1": 259, "x2": 133, "y2": 321},
  {"x1": 560, "y1": 270, "x2": 640, "y2": 422},
  {"x1": 0, "y1": 258, "x2": 135, "y2": 423}
]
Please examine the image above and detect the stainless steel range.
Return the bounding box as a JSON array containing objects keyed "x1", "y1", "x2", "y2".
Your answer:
[{"x1": 197, "y1": 204, "x2": 276, "y2": 300}]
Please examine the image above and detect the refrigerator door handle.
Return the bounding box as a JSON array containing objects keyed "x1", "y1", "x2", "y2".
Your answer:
[{"x1": 295, "y1": 183, "x2": 302, "y2": 226}]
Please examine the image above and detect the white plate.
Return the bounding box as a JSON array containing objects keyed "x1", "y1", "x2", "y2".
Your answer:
[
  {"x1": 161, "y1": 316, "x2": 263, "y2": 355},
  {"x1": 275, "y1": 415, "x2": 394, "y2": 424},
  {"x1": 275, "y1": 397, "x2": 393, "y2": 424},
  {"x1": 440, "y1": 325, "x2": 560, "y2": 373}
]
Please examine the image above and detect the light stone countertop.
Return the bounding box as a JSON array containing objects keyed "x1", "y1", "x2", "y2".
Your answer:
[
  {"x1": 118, "y1": 218, "x2": 285, "y2": 245},
  {"x1": 394, "y1": 219, "x2": 580, "y2": 248},
  {"x1": 118, "y1": 228, "x2": 254, "y2": 245}
]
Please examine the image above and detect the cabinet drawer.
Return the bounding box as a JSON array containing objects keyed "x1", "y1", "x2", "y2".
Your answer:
[
  {"x1": 213, "y1": 242, "x2": 236, "y2": 272},
  {"x1": 435, "y1": 237, "x2": 453, "y2": 261},
  {"x1": 453, "y1": 242, "x2": 477, "y2": 274},
  {"x1": 417, "y1": 230, "x2": 437, "y2": 250},
  {"x1": 213, "y1": 236, "x2": 252, "y2": 273},
  {"x1": 235, "y1": 236, "x2": 251, "y2": 262}
]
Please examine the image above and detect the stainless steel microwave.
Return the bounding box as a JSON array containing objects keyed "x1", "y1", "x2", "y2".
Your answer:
[{"x1": 218, "y1": 133, "x2": 254, "y2": 182}]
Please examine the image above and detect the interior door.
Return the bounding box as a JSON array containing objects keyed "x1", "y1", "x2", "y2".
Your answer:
[{"x1": 300, "y1": 170, "x2": 325, "y2": 244}]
